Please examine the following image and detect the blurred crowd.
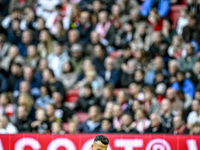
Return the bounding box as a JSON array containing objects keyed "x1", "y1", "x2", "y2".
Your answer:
[{"x1": 0, "y1": 0, "x2": 200, "y2": 135}]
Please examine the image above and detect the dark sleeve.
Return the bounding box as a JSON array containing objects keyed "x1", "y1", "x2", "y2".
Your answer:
[
  {"x1": 0, "y1": 74, "x2": 8, "y2": 92},
  {"x1": 106, "y1": 25, "x2": 116, "y2": 45},
  {"x1": 112, "y1": 70, "x2": 120, "y2": 86},
  {"x1": 73, "y1": 98, "x2": 82, "y2": 112}
]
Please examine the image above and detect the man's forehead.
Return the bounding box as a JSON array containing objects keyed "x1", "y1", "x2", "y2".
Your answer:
[{"x1": 94, "y1": 141, "x2": 108, "y2": 150}]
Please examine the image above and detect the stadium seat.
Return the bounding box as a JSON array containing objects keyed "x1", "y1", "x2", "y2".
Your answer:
[
  {"x1": 181, "y1": 0, "x2": 187, "y2": 4},
  {"x1": 66, "y1": 89, "x2": 79, "y2": 102},
  {"x1": 168, "y1": 5, "x2": 187, "y2": 29}
]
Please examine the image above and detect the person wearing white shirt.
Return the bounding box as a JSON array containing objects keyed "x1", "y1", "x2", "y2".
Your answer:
[{"x1": 0, "y1": 115, "x2": 18, "y2": 134}]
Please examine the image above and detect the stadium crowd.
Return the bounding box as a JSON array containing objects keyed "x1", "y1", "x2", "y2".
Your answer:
[{"x1": 0, "y1": 0, "x2": 200, "y2": 135}]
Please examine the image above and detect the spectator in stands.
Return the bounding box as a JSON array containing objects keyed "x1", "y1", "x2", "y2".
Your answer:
[
  {"x1": 1, "y1": 45, "x2": 24, "y2": 72},
  {"x1": 20, "y1": 6, "x2": 36, "y2": 31},
  {"x1": 0, "y1": 34, "x2": 11, "y2": 60},
  {"x1": 51, "y1": 121, "x2": 65, "y2": 134},
  {"x1": 7, "y1": 18, "x2": 22, "y2": 44},
  {"x1": 95, "y1": 10, "x2": 116, "y2": 53},
  {"x1": 8, "y1": 63, "x2": 22, "y2": 91},
  {"x1": 18, "y1": 29, "x2": 37, "y2": 57},
  {"x1": 42, "y1": 68, "x2": 65, "y2": 98},
  {"x1": 187, "y1": 99, "x2": 200, "y2": 128},
  {"x1": 176, "y1": 8, "x2": 189, "y2": 35},
  {"x1": 144, "y1": 56, "x2": 169, "y2": 85},
  {"x1": 116, "y1": 90, "x2": 130, "y2": 111},
  {"x1": 70, "y1": 44, "x2": 88, "y2": 74},
  {"x1": 178, "y1": 43, "x2": 199, "y2": 73},
  {"x1": 15, "y1": 66, "x2": 41, "y2": 99},
  {"x1": 190, "y1": 60, "x2": 200, "y2": 87},
  {"x1": 68, "y1": 120, "x2": 79, "y2": 134},
  {"x1": 59, "y1": 61, "x2": 78, "y2": 90},
  {"x1": 115, "y1": 44, "x2": 134, "y2": 70},
  {"x1": 99, "y1": 56, "x2": 120, "y2": 86},
  {"x1": 172, "y1": 115, "x2": 189, "y2": 134},
  {"x1": 46, "y1": 104, "x2": 56, "y2": 129},
  {"x1": 190, "y1": 122, "x2": 200, "y2": 135},
  {"x1": 48, "y1": 43, "x2": 69, "y2": 77},
  {"x1": 35, "y1": 84, "x2": 52, "y2": 109},
  {"x1": 26, "y1": 45, "x2": 40, "y2": 69},
  {"x1": 120, "y1": 59, "x2": 137, "y2": 88},
  {"x1": 78, "y1": 105, "x2": 101, "y2": 133},
  {"x1": 171, "y1": 71, "x2": 195, "y2": 98},
  {"x1": 168, "y1": 35, "x2": 186, "y2": 59},
  {"x1": 187, "y1": 0, "x2": 200, "y2": 20},
  {"x1": 117, "y1": 0, "x2": 138, "y2": 16},
  {"x1": 166, "y1": 88, "x2": 184, "y2": 113},
  {"x1": 147, "y1": 8, "x2": 163, "y2": 31},
  {"x1": 133, "y1": 108, "x2": 151, "y2": 133},
  {"x1": 66, "y1": 29, "x2": 80, "y2": 51},
  {"x1": 143, "y1": 86, "x2": 161, "y2": 115},
  {"x1": 119, "y1": 113, "x2": 139, "y2": 134},
  {"x1": 176, "y1": 90, "x2": 192, "y2": 111},
  {"x1": 15, "y1": 81, "x2": 31, "y2": 100},
  {"x1": 35, "y1": 59, "x2": 48, "y2": 82},
  {"x1": 182, "y1": 13, "x2": 200, "y2": 43},
  {"x1": 99, "y1": 117, "x2": 115, "y2": 133},
  {"x1": 0, "y1": 92, "x2": 16, "y2": 123},
  {"x1": 161, "y1": 18, "x2": 176, "y2": 45},
  {"x1": 9, "y1": 0, "x2": 34, "y2": 13},
  {"x1": 15, "y1": 105, "x2": 32, "y2": 132},
  {"x1": 38, "y1": 29, "x2": 56, "y2": 58},
  {"x1": 34, "y1": 17, "x2": 46, "y2": 42},
  {"x1": 0, "y1": 114, "x2": 18, "y2": 134},
  {"x1": 92, "y1": 44, "x2": 107, "y2": 73},
  {"x1": 74, "y1": 83, "x2": 99, "y2": 112},
  {"x1": 112, "y1": 104, "x2": 123, "y2": 131},
  {"x1": 148, "y1": 31, "x2": 163, "y2": 58},
  {"x1": 100, "y1": 84, "x2": 115, "y2": 112},
  {"x1": 129, "y1": 82, "x2": 144, "y2": 101},
  {"x1": 52, "y1": 21, "x2": 67, "y2": 44},
  {"x1": 18, "y1": 93, "x2": 35, "y2": 120},
  {"x1": 77, "y1": 11, "x2": 93, "y2": 46},
  {"x1": 31, "y1": 109, "x2": 49, "y2": 133},
  {"x1": 52, "y1": 91, "x2": 73, "y2": 123},
  {"x1": 140, "y1": 0, "x2": 170, "y2": 17},
  {"x1": 160, "y1": 98, "x2": 176, "y2": 133},
  {"x1": 134, "y1": 69, "x2": 145, "y2": 86},
  {"x1": 168, "y1": 59, "x2": 178, "y2": 85},
  {"x1": 144, "y1": 113, "x2": 165, "y2": 134}
]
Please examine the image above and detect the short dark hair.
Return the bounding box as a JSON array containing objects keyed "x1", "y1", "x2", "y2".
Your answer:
[{"x1": 94, "y1": 135, "x2": 109, "y2": 145}]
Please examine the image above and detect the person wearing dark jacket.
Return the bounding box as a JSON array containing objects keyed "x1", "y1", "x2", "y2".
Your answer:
[
  {"x1": 144, "y1": 113, "x2": 165, "y2": 134},
  {"x1": 118, "y1": 113, "x2": 139, "y2": 134},
  {"x1": 15, "y1": 105, "x2": 32, "y2": 132},
  {"x1": 74, "y1": 83, "x2": 99, "y2": 112},
  {"x1": 99, "y1": 117, "x2": 116, "y2": 133},
  {"x1": 78, "y1": 105, "x2": 101, "y2": 133}
]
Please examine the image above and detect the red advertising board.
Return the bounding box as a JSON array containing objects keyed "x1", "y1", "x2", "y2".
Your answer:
[{"x1": 0, "y1": 134, "x2": 199, "y2": 150}]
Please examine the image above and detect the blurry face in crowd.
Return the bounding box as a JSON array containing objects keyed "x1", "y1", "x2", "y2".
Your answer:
[
  {"x1": 80, "y1": 11, "x2": 90, "y2": 25},
  {"x1": 62, "y1": 62, "x2": 71, "y2": 73},
  {"x1": 150, "y1": 114, "x2": 160, "y2": 128},
  {"x1": 101, "y1": 120, "x2": 111, "y2": 132},
  {"x1": 144, "y1": 90, "x2": 153, "y2": 101},
  {"x1": 36, "y1": 109, "x2": 46, "y2": 121},
  {"x1": 104, "y1": 102, "x2": 114, "y2": 117},
  {"x1": 68, "y1": 30, "x2": 79, "y2": 44},
  {"x1": 105, "y1": 57, "x2": 115, "y2": 71},
  {"x1": 90, "y1": 31, "x2": 99, "y2": 44},
  {"x1": 130, "y1": 9, "x2": 139, "y2": 21},
  {"x1": 40, "y1": 30, "x2": 49, "y2": 42},
  {"x1": 195, "y1": 91, "x2": 200, "y2": 101},
  {"x1": 185, "y1": 44, "x2": 194, "y2": 56},
  {"x1": 94, "y1": 45, "x2": 104, "y2": 58},
  {"x1": 55, "y1": 21, "x2": 63, "y2": 32},
  {"x1": 68, "y1": 121, "x2": 78, "y2": 134},
  {"x1": 188, "y1": 16, "x2": 196, "y2": 27},
  {"x1": 0, "y1": 94, "x2": 8, "y2": 107},
  {"x1": 46, "y1": 104, "x2": 55, "y2": 117},
  {"x1": 163, "y1": 19, "x2": 171, "y2": 30},
  {"x1": 98, "y1": 11, "x2": 108, "y2": 24},
  {"x1": 153, "y1": 32, "x2": 162, "y2": 43},
  {"x1": 135, "y1": 109, "x2": 144, "y2": 120},
  {"x1": 192, "y1": 125, "x2": 200, "y2": 134},
  {"x1": 124, "y1": 23, "x2": 132, "y2": 32},
  {"x1": 40, "y1": 86, "x2": 48, "y2": 97},
  {"x1": 122, "y1": 114, "x2": 132, "y2": 127},
  {"x1": 112, "y1": 5, "x2": 120, "y2": 17},
  {"x1": 17, "y1": 105, "x2": 28, "y2": 120},
  {"x1": 112, "y1": 105, "x2": 122, "y2": 118},
  {"x1": 37, "y1": 18, "x2": 45, "y2": 30},
  {"x1": 103, "y1": 87, "x2": 112, "y2": 100},
  {"x1": 88, "y1": 106, "x2": 99, "y2": 119},
  {"x1": 54, "y1": 45, "x2": 63, "y2": 56},
  {"x1": 127, "y1": 60, "x2": 136, "y2": 74},
  {"x1": 122, "y1": 48, "x2": 132, "y2": 59},
  {"x1": 12, "y1": 20, "x2": 20, "y2": 31},
  {"x1": 84, "y1": 87, "x2": 92, "y2": 98},
  {"x1": 129, "y1": 83, "x2": 140, "y2": 96},
  {"x1": 166, "y1": 88, "x2": 176, "y2": 100},
  {"x1": 134, "y1": 70, "x2": 144, "y2": 83},
  {"x1": 27, "y1": 45, "x2": 37, "y2": 58},
  {"x1": 194, "y1": 61, "x2": 200, "y2": 73},
  {"x1": 39, "y1": 59, "x2": 48, "y2": 70},
  {"x1": 23, "y1": 67, "x2": 33, "y2": 81},
  {"x1": 93, "y1": 0, "x2": 102, "y2": 12},
  {"x1": 9, "y1": 45, "x2": 19, "y2": 59},
  {"x1": 173, "y1": 116, "x2": 183, "y2": 129},
  {"x1": 52, "y1": 92, "x2": 63, "y2": 104},
  {"x1": 51, "y1": 122, "x2": 61, "y2": 134},
  {"x1": 132, "y1": 100, "x2": 141, "y2": 111},
  {"x1": 83, "y1": 59, "x2": 93, "y2": 72},
  {"x1": 22, "y1": 31, "x2": 32, "y2": 45},
  {"x1": 117, "y1": 91, "x2": 127, "y2": 105},
  {"x1": 154, "y1": 57, "x2": 164, "y2": 71},
  {"x1": 169, "y1": 62, "x2": 178, "y2": 76},
  {"x1": 172, "y1": 35, "x2": 181, "y2": 47},
  {"x1": 191, "y1": 99, "x2": 200, "y2": 111},
  {"x1": 176, "y1": 72, "x2": 185, "y2": 83},
  {"x1": 161, "y1": 99, "x2": 171, "y2": 112},
  {"x1": 19, "y1": 81, "x2": 30, "y2": 92},
  {"x1": 0, "y1": 116, "x2": 9, "y2": 129},
  {"x1": 42, "y1": 69, "x2": 51, "y2": 82}
]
